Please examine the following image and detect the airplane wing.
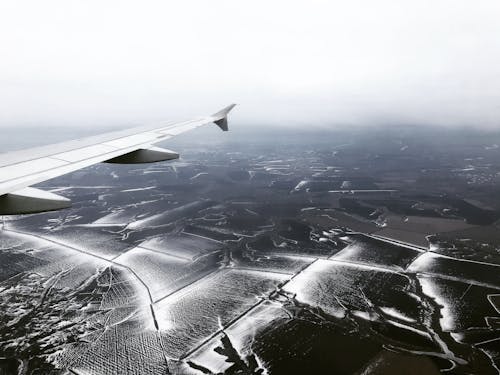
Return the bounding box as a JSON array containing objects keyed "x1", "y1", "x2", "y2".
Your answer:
[{"x1": 0, "y1": 104, "x2": 236, "y2": 215}]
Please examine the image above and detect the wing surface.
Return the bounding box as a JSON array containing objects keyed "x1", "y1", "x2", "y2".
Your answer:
[{"x1": 0, "y1": 104, "x2": 235, "y2": 214}]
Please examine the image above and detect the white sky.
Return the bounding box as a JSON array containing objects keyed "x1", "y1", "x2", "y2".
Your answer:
[{"x1": 1, "y1": 0, "x2": 500, "y2": 128}]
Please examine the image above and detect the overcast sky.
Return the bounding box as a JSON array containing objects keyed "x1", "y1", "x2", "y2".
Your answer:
[{"x1": 1, "y1": 0, "x2": 500, "y2": 129}]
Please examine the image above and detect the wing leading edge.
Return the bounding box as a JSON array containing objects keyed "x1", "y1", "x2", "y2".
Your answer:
[{"x1": 0, "y1": 104, "x2": 236, "y2": 215}]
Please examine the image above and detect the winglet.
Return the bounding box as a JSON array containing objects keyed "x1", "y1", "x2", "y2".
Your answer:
[{"x1": 212, "y1": 104, "x2": 236, "y2": 131}]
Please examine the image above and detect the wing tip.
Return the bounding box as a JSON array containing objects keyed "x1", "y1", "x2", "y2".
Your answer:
[
  {"x1": 212, "y1": 104, "x2": 236, "y2": 131},
  {"x1": 212, "y1": 104, "x2": 237, "y2": 118}
]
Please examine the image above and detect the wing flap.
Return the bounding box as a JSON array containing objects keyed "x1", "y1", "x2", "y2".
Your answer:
[
  {"x1": 0, "y1": 158, "x2": 69, "y2": 181},
  {"x1": 53, "y1": 144, "x2": 118, "y2": 163}
]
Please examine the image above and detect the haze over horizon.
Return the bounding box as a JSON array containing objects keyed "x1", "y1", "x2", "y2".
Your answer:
[{"x1": 1, "y1": 0, "x2": 500, "y2": 129}]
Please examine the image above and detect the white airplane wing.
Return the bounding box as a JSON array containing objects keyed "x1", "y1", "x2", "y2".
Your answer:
[{"x1": 0, "y1": 104, "x2": 236, "y2": 215}]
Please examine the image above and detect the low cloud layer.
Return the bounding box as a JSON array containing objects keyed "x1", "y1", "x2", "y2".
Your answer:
[{"x1": 1, "y1": 0, "x2": 500, "y2": 128}]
